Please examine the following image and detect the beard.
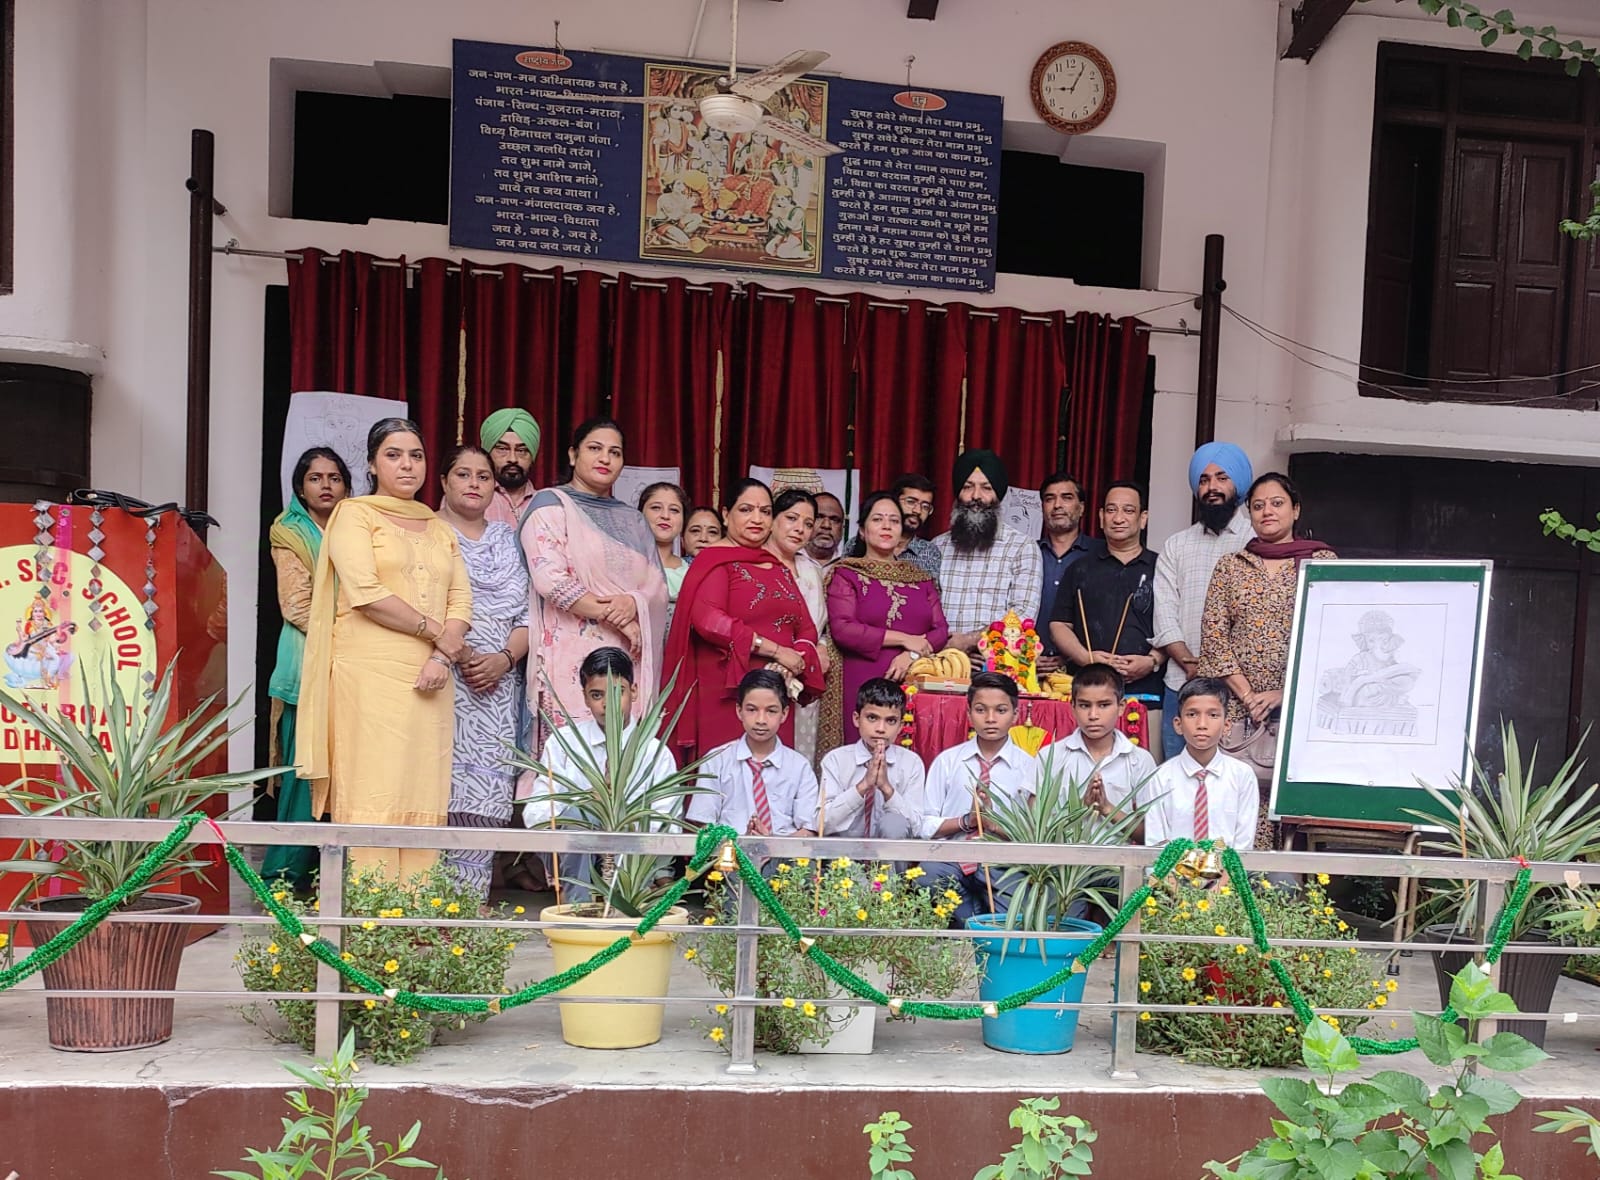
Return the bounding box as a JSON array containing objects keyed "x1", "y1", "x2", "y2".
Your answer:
[
  {"x1": 495, "y1": 463, "x2": 528, "y2": 492},
  {"x1": 1197, "y1": 493, "x2": 1238, "y2": 534},
  {"x1": 949, "y1": 498, "x2": 1001, "y2": 553}
]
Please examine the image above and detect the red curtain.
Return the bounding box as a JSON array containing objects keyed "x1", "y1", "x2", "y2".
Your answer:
[
  {"x1": 610, "y1": 276, "x2": 733, "y2": 506},
  {"x1": 964, "y1": 308, "x2": 1068, "y2": 508},
  {"x1": 854, "y1": 302, "x2": 968, "y2": 523},
  {"x1": 413, "y1": 258, "x2": 462, "y2": 502},
  {"x1": 285, "y1": 248, "x2": 409, "y2": 398},
  {"x1": 728, "y1": 285, "x2": 855, "y2": 500},
  {"x1": 1063, "y1": 313, "x2": 1150, "y2": 525}
]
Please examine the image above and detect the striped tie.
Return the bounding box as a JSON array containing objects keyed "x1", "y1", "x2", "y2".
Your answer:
[
  {"x1": 861, "y1": 764, "x2": 876, "y2": 838},
  {"x1": 746, "y1": 758, "x2": 774, "y2": 831},
  {"x1": 1193, "y1": 768, "x2": 1210, "y2": 841},
  {"x1": 960, "y1": 754, "x2": 998, "y2": 875}
]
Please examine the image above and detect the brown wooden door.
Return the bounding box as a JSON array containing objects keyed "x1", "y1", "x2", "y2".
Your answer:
[{"x1": 1435, "y1": 136, "x2": 1573, "y2": 396}]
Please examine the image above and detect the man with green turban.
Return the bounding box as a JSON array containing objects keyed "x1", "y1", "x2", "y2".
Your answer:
[{"x1": 480, "y1": 408, "x2": 541, "y2": 527}]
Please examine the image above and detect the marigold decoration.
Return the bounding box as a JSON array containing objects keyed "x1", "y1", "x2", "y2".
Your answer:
[
  {"x1": 979, "y1": 610, "x2": 1042, "y2": 694},
  {"x1": 899, "y1": 684, "x2": 918, "y2": 749},
  {"x1": 1007, "y1": 723, "x2": 1052, "y2": 757}
]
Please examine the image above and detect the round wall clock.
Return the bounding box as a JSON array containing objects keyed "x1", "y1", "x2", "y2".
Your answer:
[{"x1": 1030, "y1": 41, "x2": 1116, "y2": 135}]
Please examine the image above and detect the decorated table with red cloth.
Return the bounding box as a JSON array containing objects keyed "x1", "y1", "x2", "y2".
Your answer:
[{"x1": 905, "y1": 687, "x2": 1149, "y2": 767}]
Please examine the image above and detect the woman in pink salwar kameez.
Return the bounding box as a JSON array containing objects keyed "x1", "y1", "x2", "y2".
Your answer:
[{"x1": 520, "y1": 417, "x2": 668, "y2": 745}]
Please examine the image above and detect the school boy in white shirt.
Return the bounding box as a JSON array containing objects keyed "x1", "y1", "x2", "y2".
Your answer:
[
  {"x1": 1122, "y1": 677, "x2": 1258, "y2": 849},
  {"x1": 819, "y1": 677, "x2": 927, "y2": 841},
  {"x1": 1041, "y1": 662, "x2": 1158, "y2": 812},
  {"x1": 688, "y1": 669, "x2": 820, "y2": 837},
  {"x1": 526, "y1": 646, "x2": 682, "y2": 900},
  {"x1": 916, "y1": 671, "x2": 1039, "y2": 923}
]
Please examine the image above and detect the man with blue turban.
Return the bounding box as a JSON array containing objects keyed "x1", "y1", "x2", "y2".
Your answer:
[
  {"x1": 1151, "y1": 441, "x2": 1255, "y2": 758},
  {"x1": 480, "y1": 408, "x2": 541, "y2": 527}
]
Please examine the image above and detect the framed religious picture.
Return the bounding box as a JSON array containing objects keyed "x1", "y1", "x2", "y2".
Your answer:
[{"x1": 1269, "y1": 559, "x2": 1493, "y2": 828}]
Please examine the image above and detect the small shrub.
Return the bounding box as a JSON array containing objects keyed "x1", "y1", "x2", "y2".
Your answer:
[
  {"x1": 1138, "y1": 875, "x2": 1382, "y2": 1068},
  {"x1": 237, "y1": 863, "x2": 529, "y2": 1064},
  {"x1": 866, "y1": 1098, "x2": 1095, "y2": 1180}
]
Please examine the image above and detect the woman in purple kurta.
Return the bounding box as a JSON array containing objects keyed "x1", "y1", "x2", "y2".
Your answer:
[{"x1": 821, "y1": 492, "x2": 950, "y2": 752}]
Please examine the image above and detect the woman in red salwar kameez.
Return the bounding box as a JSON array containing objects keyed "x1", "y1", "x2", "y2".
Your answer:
[{"x1": 661, "y1": 479, "x2": 824, "y2": 764}]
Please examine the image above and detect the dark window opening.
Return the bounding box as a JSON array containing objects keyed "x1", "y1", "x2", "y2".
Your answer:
[
  {"x1": 0, "y1": 363, "x2": 89, "y2": 503},
  {"x1": 998, "y1": 150, "x2": 1144, "y2": 289},
  {"x1": 292, "y1": 91, "x2": 449, "y2": 225}
]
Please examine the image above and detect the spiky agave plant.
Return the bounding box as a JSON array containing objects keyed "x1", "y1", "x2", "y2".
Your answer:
[
  {"x1": 0, "y1": 656, "x2": 281, "y2": 905},
  {"x1": 980, "y1": 753, "x2": 1149, "y2": 954},
  {"x1": 510, "y1": 670, "x2": 712, "y2": 918},
  {"x1": 1409, "y1": 722, "x2": 1600, "y2": 943}
]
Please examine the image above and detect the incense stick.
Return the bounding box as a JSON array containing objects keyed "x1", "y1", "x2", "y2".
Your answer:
[
  {"x1": 971, "y1": 792, "x2": 996, "y2": 915},
  {"x1": 1077, "y1": 589, "x2": 1094, "y2": 655},
  {"x1": 1110, "y1": 594, "x2": 1133, "y2": 655},
  {"x1": 547, "y1": 765, "x2": 562, "y2": 908}
]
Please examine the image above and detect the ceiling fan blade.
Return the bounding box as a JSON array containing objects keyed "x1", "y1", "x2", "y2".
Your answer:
[
  {"x1": 732, "y1": 49, "x2": 830, "y2": 102},
  {"x1": 758, "y1": 114, "x2": 845, "y2": 158}
]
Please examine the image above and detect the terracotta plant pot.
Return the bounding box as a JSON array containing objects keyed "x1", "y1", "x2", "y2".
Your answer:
[
  {"x1": 1419, "y1": 923, "x2": 1566, "y2": 1049},
  {"x1": 23, "y1": 892, "x2": 199, "y2": 1052}
]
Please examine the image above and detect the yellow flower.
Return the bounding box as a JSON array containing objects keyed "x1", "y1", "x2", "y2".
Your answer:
[
  {"x1": 855, "y1": 909, "x2": 869, "y2": 921},
  {"x1": 715, "y1": 1003, "x2": 729, "y2": 1015},
  {"x1": 1374, "y1": 994, "x2": 1388, "y2": 1007},
  {"x1": 933, "y1": 905, "x2": 949, "y2": 918},
  {"x1": 272, "y1": 891, "x2": 287, "y2": 902},
  {"x1": 1196, "y1": 899, "x2": 1210, "y2": 912},
  {"x1": 429, "y1": 898, "x2": 443, "y2": 908},
  {"x1": 837, "y1": 879, "x2": 853, "y2": 893},
  {"x1": 445, "y1": 902, "x2": 460, "y2": 915},
  {"x1": 1324, "y1": 1015, "x2": 1341, "y2": 1030},
  {"x1": 1139, "y1": 980, "x2": 1151, "y2": 993},
  {"x1": 1271, "y1": 1000, "x2": 1283, "y2": 1008},
  {"x1": 1213, "y1": 924, "x2": 1227, "y2": 937},
  {"x1": 1138, "y1": 1011, "x2": 1151, "y2": 1022},
  {"x1": 513, "y1": 906, "x2": 525, "y2": 915},
  {"x1": 1144, "y1": 896, "x2": 1158, "y2": 910},
  {"x1": 312, "y1": 901, "x2": 320, "y2": 911},
  {"x1": 1316, "y1": 873, "x2": 1331, "y2": 886},
  {"x1": 944, "y1": 889, "x2": 961, "y2": 903},
  {"x1": 1234, "y1": 945, "x2": 1247, "y2": 955},
  {"x1": 1323, "y1": 905, "x2": 1335, "y2": 916},
  {"x1": 0, "y1": 932, "x2": 7, "y2": 948},
  {"x1": 782, "y1": 996, "x2": 797, "y2": 1009},
  {"x1": 709, "y1": 1027, "x2": 727, "y2": 1043},
  {"x1": 1336, "y1": 921, "x2": 1349, "y2": 933},
  {"x1": 1261, "y1": 880, "x2": 1275, "y2": 891},
  {"x1": 267, "y1": 943, "x2": 280, "y2": 955},
  {"x1": 795, "y1": 857, "x2": 811, "y2": 867},
  {"x1": 1285, "y1": 1024, "x2": 1297, "y2": 1035},
  {"x1": 363, "y1": 998, "x2": 377, "y2": 1010},
  {"x1": 361, "y1": 921, "x2": 376, "y2": 931},
  {"x1": 832, "y1": 857, "x2": 852, "y2": 869},
  {"x1": 1299, "y1": 953, "x2": 1310, "y2": 963},
  {"x1": 905, "y1": 867, "x2": 925, "y2": 880},
  {"x1": 702, "y1": 916, "x2": 716, "y2": 926},
  {"x1": 506, "y1": 943, "x2": 516, "y2": 951},
  {"x1": 1181, "y1": 967, "x2": 1197, "y2": 982},
  {"x1": 1219, "y1": 885, "x2": 1232, "y2": 896},
  {"x1": 368, "y1": 886, "x2": 381, "y2": 894},
  {"x1": 802, "y1": 1001, "x2": 818, "y2": 1017},
  {"x1": 384, "y1": 959, "x2": 400, "y2": 974},
  {"x1": 1348, "y1": 947, "x2": 1359, "y2": 956},
  {"x1": 874, "y1": 873, "x2": 889, "y2": 884},
  {"x1": 777, "y1": 864, "x2": 791, "y2": 874},
  {"x1": 683, "y1": 948, "x2": 698, "y2": 961},
  {"x1": 271, "y1": 962, "x2": 282, "y2": 976},
  {"x1": 881, "y1": 892, "x2": 893, "y2": 902},
  {"x1": 341, "y1": 952, "x2": 353, "y2": 963},
  {"x1": 1385, "y1": 979, "x2": 1398, "y2": 993},
  {"x1": 771, "y1": 878, "x2": 786, "y2": 892},
  {"x1": 1321, "y1": 968, "x2": 1333, "y2": 978},
  {"x1": 707, "y1": 871, "x2": 724, "y2": 882},
  {"x1": 451, "y1": 945, "x2": 465, "y2": 957},
  {"x1": 399, "y1": 1028, "x2": 411, "y2": 1039}
]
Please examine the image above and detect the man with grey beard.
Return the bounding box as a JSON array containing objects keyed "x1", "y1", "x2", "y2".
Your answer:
[{"x1": 933, "y1": 449, "x2": 1042, "y2": 653}]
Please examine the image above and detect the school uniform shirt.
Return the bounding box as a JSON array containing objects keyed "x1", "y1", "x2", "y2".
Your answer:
[
  {"x1": 1051, "y1": 545, "x2": 1163, "y2": 697},
  {"x1": 1039, "y1": 727, "x2": 1158, "y2": 812},
  {"x1": 687, "y1": 736, "x2": 821, "y2": 835},
  {"x1": 1138, "y1": 748, "x2": 1258, "y2": 849},
  {"x1": 819, "y1": 742, "x2": 927, "y2": 839},
  {"x1": 523, "y1": 715, "x2": 681, "y2": 828},
  {"x1": 920, "y1": 738, "x2": 1039, "y2": 840}
]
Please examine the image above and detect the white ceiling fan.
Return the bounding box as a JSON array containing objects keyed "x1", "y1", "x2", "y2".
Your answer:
[{"x1": 572, "y1": 0, "x2": 845, "y2": 156}]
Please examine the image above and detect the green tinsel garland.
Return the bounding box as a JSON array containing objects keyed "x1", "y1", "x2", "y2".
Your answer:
[{"x1": 0, "y1": 818, "x2": 1534, "y2": 1056}]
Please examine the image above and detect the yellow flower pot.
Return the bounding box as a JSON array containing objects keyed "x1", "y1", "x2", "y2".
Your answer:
[{"x1": 541, "y1": 904, "x2": 687, "y2": 1049}]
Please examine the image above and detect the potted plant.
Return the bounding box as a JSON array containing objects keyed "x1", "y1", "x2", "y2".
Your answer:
[
  {"x1": 1, "y1": 658, "x2": 276, "y2": 1050},
  {"x1": 510, "y1": 678, "x2": 710, "y2": 1049},
  {"x1": 694, "y1": 857, "x2": 974, "y2": 1054},
  {"x1": 969, "y1": 764, "x2": 1143, "y2": 1055},
  {"x1": 1408, "y1": 722, "x2": 1600, "y2": 1048}
]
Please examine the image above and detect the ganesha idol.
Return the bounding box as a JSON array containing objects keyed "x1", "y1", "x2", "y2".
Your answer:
[{"x1": 980, "y1": 610, "x2": 1041, "y2": 695}]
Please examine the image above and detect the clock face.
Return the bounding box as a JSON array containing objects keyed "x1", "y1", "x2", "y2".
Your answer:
[{"x1": 1031, "y1": 42, "x2": 1115, "y2": 133}]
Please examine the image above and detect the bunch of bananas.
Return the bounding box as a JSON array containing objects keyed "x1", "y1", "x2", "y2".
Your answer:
[
  {"x1": 1039, "y1": 671, "x2": 1074, "y2": 701},
  {"x1": 907, "y1": 648, "x2": 972, "y2": 682}
]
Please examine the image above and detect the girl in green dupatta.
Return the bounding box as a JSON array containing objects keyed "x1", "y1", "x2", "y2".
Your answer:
[{"x1": 262, "y1": 447, "x2": 350, "y2": 889}]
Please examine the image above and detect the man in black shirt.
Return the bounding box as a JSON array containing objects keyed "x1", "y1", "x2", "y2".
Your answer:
[{"x1": 1049, "y1": 481, "x2": 1166, "y2": 699}]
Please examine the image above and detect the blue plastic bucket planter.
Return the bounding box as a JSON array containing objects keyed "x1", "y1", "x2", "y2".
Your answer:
[{"x1": 966, "y1": 915, "x2": 1102, "y2": 1054}]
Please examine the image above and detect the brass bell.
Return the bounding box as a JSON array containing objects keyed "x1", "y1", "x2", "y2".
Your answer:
[
  {"x1": 1172, "y1": 842, "x2": 1225, "y2": 886},
  {"x1": 714, "y1": 840, "x2": 740, "y2": 876}
]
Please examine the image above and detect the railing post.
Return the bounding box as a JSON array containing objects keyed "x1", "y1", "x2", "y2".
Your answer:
[
  {"x1": 725, "y1": 876, "x2": 760, "y2": 1075},
  {"x1": 313, "y1": 843, "x2": 346, "y2": 1059},
  {"x1": 1110, "y1": 863, "x2": 1143, "y2": 1079},
  {"x1": 1478, "y1": 876, "x2": 1507, "y2": 1041}
]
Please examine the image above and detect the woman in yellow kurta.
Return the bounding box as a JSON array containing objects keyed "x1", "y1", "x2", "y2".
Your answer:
[{"x1": 297, "y1": 417, "x2": 473, "y2": 880}]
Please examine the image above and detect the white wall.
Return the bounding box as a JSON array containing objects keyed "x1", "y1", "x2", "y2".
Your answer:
[{"x1": 0, "y1": 0, "x2": 1307, "y2": 767}]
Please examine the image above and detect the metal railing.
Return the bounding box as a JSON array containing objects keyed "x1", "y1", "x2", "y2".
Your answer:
[{"x1": 3, "y1": 815, "x2": 1598, "y2": 1077}]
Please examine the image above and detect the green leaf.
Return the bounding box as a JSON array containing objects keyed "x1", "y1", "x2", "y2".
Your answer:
[
  {"x1": 1481, "y1": 26, "x2": 1500, "y2": 45},
  {"x1": 1334, "y1": 1083, "x2": 1400, "y2": 1127},
  {"x1": 1460, "y1": 1074, "x2": 1523, "y2": 1117},
  {"x1": 1302, "y1": 1016, "x2": 1360, "y2": 1075},
  {"x1": 1424, "y1": 1138, "x2": 1475, "y2": 1180},
  {"x1": 1478, "y1": 1031, "x2": 1550, "y2": 1073},
  {"x1": 1482, "y1": 1141, "x2": 1507, "y2": 1178},
  {"x1": 1261, "y1": 1077, "x2": 1320, "y2": 1124},
  {"x1": 1304, "y1": 1138, "x2": 1364, "y2": 1180},
  {"x1": 1567, "y1": 56, "x2": 1586, "y2": 76},
  {"x1": 1414, "y1": 1012, "x2": 1467, "y2": 1067},
  {"x1": 1366, "y1": 1070, "x2": 1429, "y2": 1109},
  {"x1": 1446, "y1": 7, "x2": 1461, "y2": 26},
  {"x1": 1518, "y1": 38, "x2": 1535, "y2": 59}
]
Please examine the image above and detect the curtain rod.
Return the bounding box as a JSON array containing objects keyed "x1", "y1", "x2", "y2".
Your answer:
[{"x1": 214, "y1": 242, "x2": 1193, "y2": 335}]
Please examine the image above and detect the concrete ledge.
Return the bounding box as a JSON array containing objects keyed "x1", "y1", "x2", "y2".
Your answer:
[
  {"x1": 1277, "y1": 420, "x2": 1600, "y2": 467},
  {"x1": 0, "y1": 334, "x2": 105, "y2": 375}
]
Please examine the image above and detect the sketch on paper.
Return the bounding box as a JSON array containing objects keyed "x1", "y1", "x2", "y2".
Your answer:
[
  {"x1": 280, "y1": 391, "x2": 410, "y2": 509},
  {"x1": 1002, "y1": 488, "x2": 1042, "y2": 542},
  {"x1": 1314, "y1": 609, "x2": 1426, "y2": 738}
]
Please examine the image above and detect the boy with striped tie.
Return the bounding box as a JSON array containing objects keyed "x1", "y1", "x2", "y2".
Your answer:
[
  {"x1": 1131, "y1": 677, "x2": 1257, "y2": 850},
  {"x1": 688, "y1": 669, "x2": 820, "y2": 838}
]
